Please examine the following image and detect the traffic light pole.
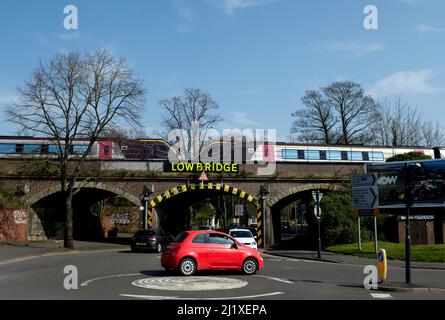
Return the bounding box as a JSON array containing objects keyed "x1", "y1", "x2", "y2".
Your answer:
[{"x1": 316, "y1": 190, "x2": 321, "y2": 259}]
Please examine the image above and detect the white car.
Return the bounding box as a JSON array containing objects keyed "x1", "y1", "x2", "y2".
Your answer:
[{"x1": 228, "y1": 229, "x2": 257, "y2": 249}]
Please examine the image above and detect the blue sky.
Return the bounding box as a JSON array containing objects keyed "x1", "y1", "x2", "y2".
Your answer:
[{"x1": 1, "y1": 0, "x2": 445, "y2": 141}]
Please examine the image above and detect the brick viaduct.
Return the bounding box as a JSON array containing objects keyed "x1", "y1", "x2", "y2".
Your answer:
[{"x1": 0, "y1": 159, "x2": 362, "y2": 247}]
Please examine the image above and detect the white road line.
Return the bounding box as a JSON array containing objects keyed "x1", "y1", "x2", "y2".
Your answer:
[
  {"x1": 370, "y1": 293, "x2": 394, "y2": 299},
  {"x1": 253, "y1": 275, "x2": 294, "y2": 284},
  {"x1": 269, "y1": 259, "x2": 282, "y2": 262},
  {"x1": 80, "y1": 273, "x2": 141, "y2": 287},
  {"x1": 120, "y1": 291, "x2": 285, "y2": 300}
]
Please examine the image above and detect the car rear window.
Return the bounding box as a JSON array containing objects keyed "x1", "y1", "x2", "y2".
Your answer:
[
  {"x1": 135, "y1": 230, "x2": 157, "y2": 237},
  {"x1": 174, "y1": 232, "x2": 189, "y2": 243},
  {"x1": 230, "y1": 231, "x2": 253, "y2": 238}
]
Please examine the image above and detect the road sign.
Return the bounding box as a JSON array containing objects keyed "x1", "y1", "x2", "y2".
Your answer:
[
  {"x1": 352, "y1": 187, "x2": 378, "y2": 209},
  {"x1": 352, "y1": 174, "x2": 377, "y2": 187},
  {"x1": 198, "y1": 170, "x2": 209, "y2": 182},
  {"x1": 312, "y1": 191, "x2": 323, "y2": 202},
  {"x1": 352, "y1": 173, "x2": 379, "y2": 210},
  {"x1": 313, "y1": 206, "x2": 321, "y2": 217},
  {"x1": 235, "y1": 204, "x2": 244, "y2": 217}
]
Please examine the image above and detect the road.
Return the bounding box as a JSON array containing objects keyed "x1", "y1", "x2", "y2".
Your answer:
[{"x1": 1, "y1": 249, "x2": 445, "y2": 300}]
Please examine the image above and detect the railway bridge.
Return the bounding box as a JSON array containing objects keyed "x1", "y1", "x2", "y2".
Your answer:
[{"x1": 0, "y1": 159, "x2": 361, "y2": 247}]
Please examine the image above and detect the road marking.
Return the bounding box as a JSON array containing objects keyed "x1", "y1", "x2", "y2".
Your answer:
[
  {"x1": 80, "y1": 273, "x2": 141, "y2": 287},
  {"x1": 120, "y1": 291, "x2": 285, "y2": 300},
  {"x1": 268, "y1": 259, "x2": 282, "y2": 262},
  {"x1": 132, "y1": 277, "x2": 248, "y2": 291},
  {"x1": 370, "y1": 293, "x2": 393, "y2": 299},
  {"x1": 253, "y1": 275, "x2": 294, "y2": 284}
]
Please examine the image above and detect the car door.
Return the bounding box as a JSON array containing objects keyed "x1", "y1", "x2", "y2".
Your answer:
[
  {"x1": 189, "y1": 233, "x2": 210, "y2": 269},
  {"x1": 207, "y1": 233, "x2": 242, "y2": 269}
]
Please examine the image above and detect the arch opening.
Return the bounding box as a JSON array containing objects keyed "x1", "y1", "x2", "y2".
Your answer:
[
  {"x1": 147, "y1": 183, "x2": 262, "y2": 245},
  {"x1": 28, "y1": 186, "x2": 140, "y2": 242}
]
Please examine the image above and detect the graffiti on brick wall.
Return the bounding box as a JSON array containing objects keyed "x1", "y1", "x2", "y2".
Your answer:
[
  {"x1": 111, "y1": 212, "x2": 135, "y2": 225},
  {"x1": 14, "y1": 210, "x2": 27, "y2": 224}
]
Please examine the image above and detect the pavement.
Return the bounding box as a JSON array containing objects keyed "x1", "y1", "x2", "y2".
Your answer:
[
  {"x1": 0, "y1": 240, "x2": 128, "y2": 264},
  {"x1": 264, "y1": 249, "x2": 445, "y2": 291}
]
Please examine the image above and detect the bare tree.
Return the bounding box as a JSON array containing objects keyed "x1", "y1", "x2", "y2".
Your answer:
[
  {"x1": 291, "y1": 90, "x2": 337, "y2": 144},
  {"x1": 372, "y1": 98, "x2": 443, "y2": 147},
  {"x1": 159, "y1": 88, "x2": 222, "y2": 160},
  {"x1": 322, "y1": 81, "x2": 378, "y2": 144},
  {"x1": 6, "y1": 50, "x2": 146, "y2": 249}
]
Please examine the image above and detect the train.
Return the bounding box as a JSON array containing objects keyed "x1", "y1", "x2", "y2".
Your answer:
[{"x1": 0, "y1": 135, "x2": 443, "y2": 163}]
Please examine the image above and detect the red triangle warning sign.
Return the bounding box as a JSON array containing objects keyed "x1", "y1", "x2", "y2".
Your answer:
[{"x1": 198, "y1": 170, "x2": 209, "y2": 182}]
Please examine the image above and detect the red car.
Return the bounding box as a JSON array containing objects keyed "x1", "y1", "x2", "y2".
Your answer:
[{"x1": 161, "y1": 230, "x2": 264, "y2": 276}]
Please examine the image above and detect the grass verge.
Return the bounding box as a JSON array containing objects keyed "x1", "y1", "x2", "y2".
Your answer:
[{"x1": 326, "y1": 241, "x2": 445, "y2": 263}]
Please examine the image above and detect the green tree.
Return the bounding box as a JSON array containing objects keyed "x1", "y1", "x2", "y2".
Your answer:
[
  {"x1": 386, "y1": 152, "x2": 431, "y2": 162},
  {"x1": 319, "y1": 193, "x2": 359, "y2": 246}
]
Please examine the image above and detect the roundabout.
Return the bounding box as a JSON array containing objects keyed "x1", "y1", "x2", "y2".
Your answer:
[{"x1": 131, "y1": 276, "x2": 248, "y2": 291}]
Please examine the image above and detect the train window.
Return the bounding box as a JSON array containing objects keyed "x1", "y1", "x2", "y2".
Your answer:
[
  {"x1": 328, "y1": 151, "x2": 341, "y2": 160},
  {"x1": 305, "y1": 150, "x2": 320, "y2": 160},
  {"x1": 319, "y1": 151, "x2": 327, "y2": 160},
  {"x1": 281, "y1": 149, "x2": 297, "y2": 159},
  {"x1": 282, "y1": 149, "x2": 305, "y2": 160},
  {"x1": 341, "y1": 151, "x2": 348, "y2": 160},
  {"x1": 48, "y1": 145, "x2": 58, "y2": 154},
  {"x1": 23, "y1": 144, "x2": 41, "y2": 153},
  {"x1": 15, "y1": 144, "x2": 24, "y2": 153},
  {"x1": 298, "y1": 150, "x2": 305, "y2": 159},
  {"x1": 104, "y1": 145, "x2": 110, "y2": 155},
  {"x1": 371, "y1": 152, "x2": 384, "y2": 161},
  {"x1": 263, "y1": 146, "x2": 269, "y2": 157},
  {"x1": 73, "y1": 145, "x2": 88, "y2": 155},
  {"x1": 121, "y1": 145, "x2": 128, "y2": 151},
  {"x1": 362, "y1": 152, "x2": 369, "y2": 161},
  {"x1": 350, "y1": 151, "x2": 362, "y2": 161},
  {"x1": 208, "y1": 148, "x2": 213, "y2": 157},
  {"x1": 0, "y1": 144, "x2": 17, "y2": 153},
  {"x1": 41, "y1": 145, "x2": 49, "y2": 154}
]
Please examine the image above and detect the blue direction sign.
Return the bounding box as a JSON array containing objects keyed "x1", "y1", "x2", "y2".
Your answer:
[{"x1": 352, "y1": 173, "x2": 379, "y2": 210}]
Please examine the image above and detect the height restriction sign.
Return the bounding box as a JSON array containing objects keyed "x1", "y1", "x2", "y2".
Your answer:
[{"x1": 198, "y1": 171, "x2": 209, "y2": 182}]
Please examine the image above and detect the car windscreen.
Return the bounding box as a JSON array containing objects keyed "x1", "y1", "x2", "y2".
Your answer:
[
  {"x1": 174, "y1": 232, "x2": 189, "y2": 243},
  {"x1": 134, "y1": 230, "x2": 157, "y2": 237},
  {"x1": 229, "y1": 231, "x2": 253, "y2": 238}
]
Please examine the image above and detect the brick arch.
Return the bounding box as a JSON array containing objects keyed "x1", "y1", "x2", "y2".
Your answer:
[
  {"x1": 267, "y1": 183, "x2": 347, "y2": 208},
  {"x1": 25, "y1": 182, "x2": 140, "y2": 208}
]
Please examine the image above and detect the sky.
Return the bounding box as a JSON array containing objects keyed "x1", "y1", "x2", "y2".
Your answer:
[{"x1": 1, "y1": 0, "x2": 445, "y2": 141}]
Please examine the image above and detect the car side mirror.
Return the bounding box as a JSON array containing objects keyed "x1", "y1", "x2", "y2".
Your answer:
[{"x1": 231, "y1": 243, "x2": 238, "y2": 249}]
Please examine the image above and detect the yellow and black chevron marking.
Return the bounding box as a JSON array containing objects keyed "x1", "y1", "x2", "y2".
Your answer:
[
  {"x1": 146, "y1": 182, "x2": 264, "y2": 246},
  {"x1": 256, "y1": 207, "x2": 263, "y2": 247},
  {"x1": 147, "y1": 208, "x2": 153, "y2": 227}
]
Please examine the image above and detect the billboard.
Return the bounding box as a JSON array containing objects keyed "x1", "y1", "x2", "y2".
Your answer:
[{"x1": 366, "y1": 159, "x2": 445, "y2": 209}]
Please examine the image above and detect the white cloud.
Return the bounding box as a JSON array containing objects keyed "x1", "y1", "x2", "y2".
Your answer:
[
  {"x1": 323, "y1": 42, "x2": 384, "y2": 56},
  {"x1": 368, "y1": 69, "x2": 445, "y2": 97},
  {"x1": 414, "y1": 24, "x2": 444, "y2": 34},
  {"x1": 208, "y1": 0, "x2": 279, "y2": 15},
  {"x1": 232, "y1": 111, "x2": 258, "y2": 126}
]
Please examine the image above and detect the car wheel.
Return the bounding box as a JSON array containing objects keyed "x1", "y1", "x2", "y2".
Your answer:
[
  {"x1": 179, "y1": 257, "x2": 196, "y2": 276},
  {"x1": 156, "y1": 243, "x2": 162, "y2": 253},
  {"x1": 242, "y1": 258, "x2": 257, "y2": 275}
]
